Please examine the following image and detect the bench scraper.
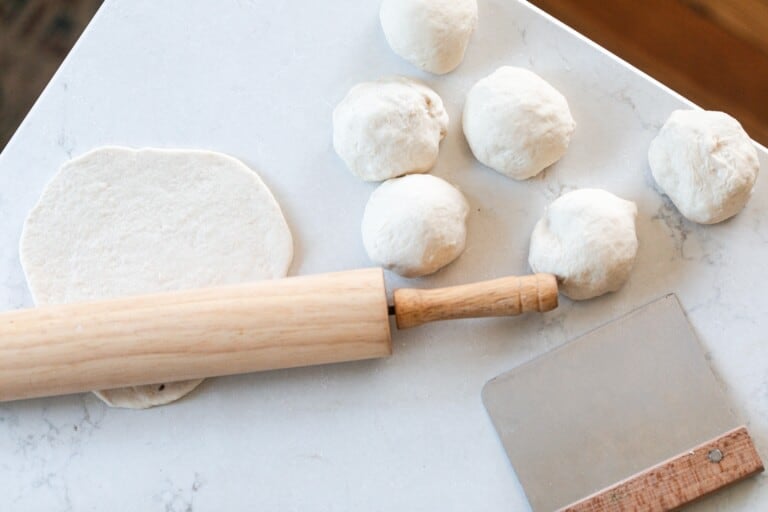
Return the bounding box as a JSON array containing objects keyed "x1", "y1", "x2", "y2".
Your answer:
[{"x1": 482, "y1": 294, "x2": 763, "y2": 511}]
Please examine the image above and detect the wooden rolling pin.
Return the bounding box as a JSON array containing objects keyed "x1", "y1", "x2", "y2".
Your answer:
[{"x1": 0, "y1": 268, "x2": 557, "y2": 402}]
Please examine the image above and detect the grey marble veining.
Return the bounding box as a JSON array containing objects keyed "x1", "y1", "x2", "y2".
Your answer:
[{"x1": 0, "y1": 0, "x2": 766, "y2": 510}]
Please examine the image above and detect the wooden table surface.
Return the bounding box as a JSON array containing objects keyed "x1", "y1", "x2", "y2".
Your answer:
[{"x1": 530, "y1": 0, "x2": 768, "y2": 146}]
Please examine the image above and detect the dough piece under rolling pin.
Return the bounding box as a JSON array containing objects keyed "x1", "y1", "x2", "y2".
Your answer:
[{"x1": 19, "y1": 147, "x2": 293, "y2": 408}]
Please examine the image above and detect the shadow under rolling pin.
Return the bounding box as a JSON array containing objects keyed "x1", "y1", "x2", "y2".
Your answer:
[{"x1": 0, "y1": 268, "x2": 558, "y2": 402}]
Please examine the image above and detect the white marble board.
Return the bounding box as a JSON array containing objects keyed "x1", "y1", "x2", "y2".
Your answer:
[{"x1": 0, "y1": 0, "x2": 766, "y2": 510}]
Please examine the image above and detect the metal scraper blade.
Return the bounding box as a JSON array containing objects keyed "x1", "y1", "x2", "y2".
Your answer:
[{"x1": 482, "y1": 295, "x2": 743, "y2": 512}]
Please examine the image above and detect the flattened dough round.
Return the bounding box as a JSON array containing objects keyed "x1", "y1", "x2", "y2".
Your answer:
[{"x1": 20, "y1": 147, "x2": 293, "y2": 409}]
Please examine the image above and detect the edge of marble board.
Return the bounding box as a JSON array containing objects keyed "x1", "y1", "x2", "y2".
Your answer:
[
  {"x1": 520, "y1": 0, "x2": 768, "y2": 154},
  {"x1": 3, "y1": 0, "x2": 766, "y2": 158}
]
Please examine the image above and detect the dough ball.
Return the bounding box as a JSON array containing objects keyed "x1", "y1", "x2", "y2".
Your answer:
[
  {"x1": 463, "y1": 67, "x2": 576, "y2": 180},
  {"x1": 333, "y1": 77, "x2": 449, "y2": 182},
  {"x1": 648, "y1": 110, "x2": 759, "y2": 224},
  {"x1": 362, "y1": 174, "x2": 468, "y2": 277},
  {"x1": 380, "y1": 0, "x2": 478, "y2": 75},
  {"x1": 20, "y1": 147, "x2": 294, "y2": 408},
  {"x1": 528, "y1": 189, "x2": 638, "y2": 300}
]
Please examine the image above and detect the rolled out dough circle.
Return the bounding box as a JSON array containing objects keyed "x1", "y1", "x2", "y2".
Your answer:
[{"x1": 20, "y1": 147, "x2": 293, "y2": 409}]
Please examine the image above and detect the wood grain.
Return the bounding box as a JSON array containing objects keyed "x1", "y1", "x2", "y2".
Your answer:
[
  {"x1": 393, "y1": 273, "x2": 558, "y2": 329},
  {"x1": 0, "y1": 0, "x2": 103, "y2": 149},
  {"x1": 682, "y1": 0, "x2": 768, "y2": 56},
  {"x1": 528, "y1": 0, "x2": 768, "y2": 145},
  {"x1": 560, "y1": 426, "x2": 764, "y2": 512},
  {"x1": 0, "y1": 268, "x2": 392, "y2": 402}
]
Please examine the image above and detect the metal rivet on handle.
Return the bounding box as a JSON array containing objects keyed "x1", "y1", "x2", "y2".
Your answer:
[{"x1": 708, "y1": 448, "x2": 724, "y2": 463}]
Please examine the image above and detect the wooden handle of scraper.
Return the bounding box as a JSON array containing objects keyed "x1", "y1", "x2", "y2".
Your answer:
[
  {"x1": 560, "y1": 426, "x2": 764, "y2": 512},
  {"x1": 0, "y1": 268, "x2": 557, "y2": 402},
  {"x1": 393, "y1": 273, "x2": 558, "y2": 329}
]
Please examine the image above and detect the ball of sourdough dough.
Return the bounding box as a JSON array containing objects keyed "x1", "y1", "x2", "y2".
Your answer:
[
  {"x1": 380, "y1": 0, "x2": 478, "y2": 75},
  {"x1": 333, "y1": 77, "x2": 449, "y2": 182},
  {"x1": 362, "y1": 174, "x2": 468, "y2": 277},
  {"x1": 463, "y1": 66, "x2": 576, "y2": 180},
  {"x1": 648, "y1": 110, "x2": 759, "y2": 224},
  {"x1": 20, "y1": 147, "x2": 294, "y2": 409},
  {"x1": 528, "y1": 189, "x2": 638, "y2": 300}
]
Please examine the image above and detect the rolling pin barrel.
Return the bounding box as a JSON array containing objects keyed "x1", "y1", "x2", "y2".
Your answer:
[
  {"x1": 0, "y1": 268, "x2": 392, "y2": 402},
  {"x1": 0, "y1": 269, "x2": 558, "y2": 402}
]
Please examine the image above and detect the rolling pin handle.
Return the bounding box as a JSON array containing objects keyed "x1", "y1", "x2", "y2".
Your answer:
[{"x1": 392, "y1": 273, "x2": 558, "y2": 329}]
